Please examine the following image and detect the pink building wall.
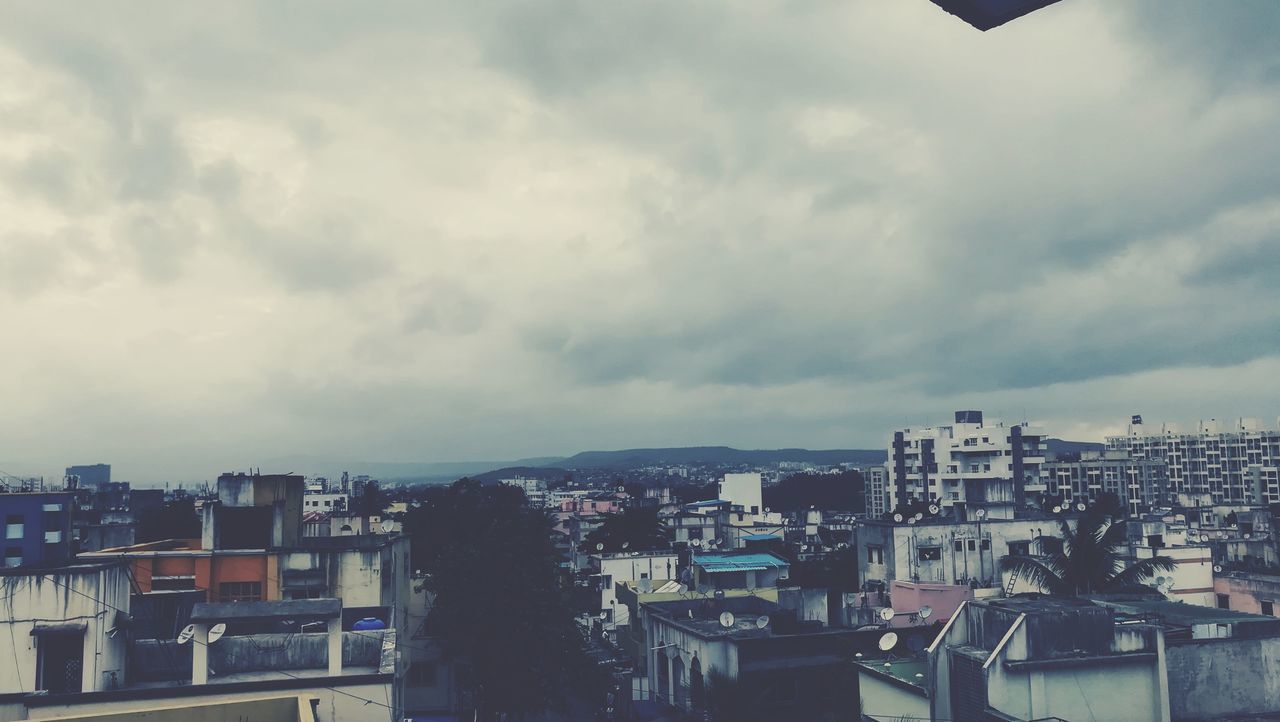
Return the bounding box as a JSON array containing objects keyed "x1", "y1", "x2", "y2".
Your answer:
[{"x1": 888, "y1": 580, "x2": 974, "y2": 628}]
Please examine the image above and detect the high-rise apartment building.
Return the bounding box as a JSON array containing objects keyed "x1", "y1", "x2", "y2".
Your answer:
[
  {"x1": 864, "y1": 466, "x2": 888, "y2": 519},
  {"x1": 886, "y1": 411, "x2": 1046, "y2": 519},
  {"x1": 1041, "y1": 451, "x2": 1169, "y2": 515},
  {"x1": 1105, "y1": 417, "x2": 1280, "y2": 506}
]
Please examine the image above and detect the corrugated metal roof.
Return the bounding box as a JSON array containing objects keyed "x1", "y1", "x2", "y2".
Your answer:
[{"x1": 692, "y1": 552, "x2": 789, "y2": 573}]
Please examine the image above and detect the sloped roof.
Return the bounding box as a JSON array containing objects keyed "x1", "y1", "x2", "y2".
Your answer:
[{"x1": 692, "y1": 552, "x2": 789, "y2": 573}]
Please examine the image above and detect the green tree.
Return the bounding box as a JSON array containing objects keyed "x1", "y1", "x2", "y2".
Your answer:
[
  {"x1": 579, "y1": 506, "x2": 669, "y2": 554},
  {"x1": 1000, "y1": 498, "x2": 1175, "y2": 595},
  {"x1": 404, "y1": 479, "x2": 604, "y2": 721},
  {"x1": 136, "y1": 498, "x2": 201, "y2": 543}
]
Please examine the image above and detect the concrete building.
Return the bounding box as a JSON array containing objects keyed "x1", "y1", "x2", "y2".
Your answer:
[
  {"x1": 864, "y1": 465, "x2": 888, "y2": 519},
  {"x1": 0, "y1": 561, "x2": 132, "y2": 697},
  {"x1": 1214, "y1": 570, "x2": 1280, "y2": 616},
  {"x1": 0, "y1": 492, "x2": 73, "y2": 568},
  {"x1": 686, "y1": 551, "x2": 789, "y2": 593},
  {"x1": 887, "y1": 410, "x2": 1047, "y2": 519},
  {"x1": 1107, "y1": 416, "x2": 1280, "y2": 506},
  {"x1": 1042, "y1": 451, "x2": 1170, "y2": 515},
  {"x1": 64, "y1": 464, "x2": 110, "y2": 489},
  {"x1": 586, "y1": 552, "x2": 678, "y2": 630},
  {"x1": 856, "y1": 515, "x2": 1072, "y2": 592},
  {"x1": 500, "y1": 477, "x2": 548, "y2": 508},
  {"x1": 301, "y1": 492, "x2": 347, "y2": 514},
  {"x1": 719, "y1": 473, "x2": 763, "y2": 517}
]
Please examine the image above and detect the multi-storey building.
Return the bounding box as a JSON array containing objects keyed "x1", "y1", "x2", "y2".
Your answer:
[
  {"x1": 0, "y1": 491, "x2": 73, "y2": 567},
  {"x1": 1106, "y1": 417, "x2": 1280, "y2": 506},
  {"x1": 886, "y1": 410, "x2": 1047, "y2": 519},
  {"x1": 1041, "y1": 451, "x2": 1169, "y2": 515},
  {"x1": 863, "y1": 466, "x2": 888, "y2": 518}
]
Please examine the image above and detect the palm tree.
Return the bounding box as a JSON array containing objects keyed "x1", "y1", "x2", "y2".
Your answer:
[{"x1": 1000, "y1": 500, "x2": 1175, "y2": 596}]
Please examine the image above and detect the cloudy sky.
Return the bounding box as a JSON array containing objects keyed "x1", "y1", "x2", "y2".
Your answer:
[{"x1": 1, "y1": 1, "x2": 1278, "y2": 482}]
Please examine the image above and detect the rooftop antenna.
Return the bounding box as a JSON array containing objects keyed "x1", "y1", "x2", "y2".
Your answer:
[
  {"x1": 877, "y1": 631, "x2": 899, "y2": 652},
  {"x1": 208, "y1": 623, "x2": 227, "y2": 643}
]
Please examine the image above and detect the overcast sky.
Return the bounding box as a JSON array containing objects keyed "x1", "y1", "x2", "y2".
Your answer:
[{"x1": 2, "y1": 1, "x2": 1278, "y2": 482}]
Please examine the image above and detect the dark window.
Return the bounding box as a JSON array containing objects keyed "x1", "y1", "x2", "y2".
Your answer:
[
  {"x1": 219, "y1": 581, "x2": 262, "y2": 603},
  {"x1": 1041, "y1": 538, "x2": 1064, "y2": 555},
  {"x1": 408, "y1": 662, "x2": 437, "y2": 687},
  {"x1": 967, "y1": 539, "x2": 977, "y2": 551},
  {"x1": 954, "y1": 540, "x2": 964, "y2": 552},
  {"x1": 688, "y1": 527, "x2": 703, "y2": 540},
  {"x1": 150, "y1": 576, "x2": 196, "y2": 591},
  {"x1": 1264, "y1": 601, "x2": 1274, "y2": 617},
  {"x1": 867, "y1": 545, "x2": 883, "y2": 564},
  {"x1": 37, "y1": 632, "x2": 84, "y2": 694},
  {"x1": 918, "y1": 547, "x2": 941, "y2": 561},
  {"x1": 980, "y1": 539, "x2": 991, "y2": 551},
  {"x1": 1217, "y1": 594, "x2": 1230, "y2": 610},
  {"x1": 1008, "y1": 541, "x2": 1030, "y2": 556}
]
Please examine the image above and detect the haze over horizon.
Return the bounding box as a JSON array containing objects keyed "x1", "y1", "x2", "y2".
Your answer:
[{"x1": 3, "y1": 1, "x2": 1279, "y2": 484}]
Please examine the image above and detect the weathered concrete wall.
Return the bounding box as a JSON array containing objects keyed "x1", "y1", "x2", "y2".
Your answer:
[
  {"x1": 1165, "y1": 637, "x2": 1280, "y2": 721},
  {"x1": 209, "y1": 631, "x2": 384, "y2": 674}
]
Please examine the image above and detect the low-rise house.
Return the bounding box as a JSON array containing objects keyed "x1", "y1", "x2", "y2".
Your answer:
[
  {"x1": 687, "y1": 551, "x2": 790, "y2": 593},
  {"x1": 1214, "y1": 569, "x2": 1280, "y2": 616},
  {"x1": 587, "y1": 552, "x2": 678, "y2": 630}
]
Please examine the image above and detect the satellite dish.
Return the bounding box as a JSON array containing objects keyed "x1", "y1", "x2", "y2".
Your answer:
[
  {"x1": 719, "y1": 612, "x2": 736, "y2": 628},
  {"x1": 1155, "y1": 576, "x2": 1167, "y2": 586},
  {"x1": 764, "y1": 507, "x2": 771, "y2": 513},
  {"x1": 176, "y1": 624, "x2": 196, "y2": 645},
  {"x1": 919, "y1": 605, "x2": 933, "y2": 620},
  {"x1": 927, "y1": 504, "x2": 940, "y2": 515},
  {"x1": 913, "y1": 512, "x2": 924, "y2": 521},
  {"x1": 877, "y1": 631, "x2": 899, "y2": 651},
  {"x1": 756, "y1": 615, "x2": 770, "y2": 629},
  {"x1": 975, "y1": 508, "x2": 987, "y2": 519},
  {"x1": 1214, "y1": 565, "x2": 1223, "y2": 573},
  {"x1": 893, "y1": 513, "x2": 904, "y2": 523},
  {"x1": 208, "y1": 623, "x2": 227, "y2": 643},
  {"x1": 1052, "y1": 505, "x2": 1062, "y2": 514},
  {"x1": 907, "y1": 518, "x2": 917, "y2": 525},
  {"x1": 622, "y1": 541, "x2": 630, "y2": 549},
  {"x1": 1245, "y1": 533, "x2": 1253, "y2": 539},
  {"x1": 879, "y1": 607, "x2": 895, "y2": 622},
  {"x1": 380, "y1": 519, "x2": 395, "y2": 534},
  {"x1": 691, "y1": 539, "x2": 702, "y2": 548},
  {"x1": 617, "y1": 486, "x2": 626, "y2": 493},
  {"x1": 1076, "y1": 502, "x2": 1087, "y2": 512},
  {"x1": 596, "y1": 543, "x2": 605, "y2": 551},
  {"x1": 676, "y1": 583, "x2": 688, "y2": 594}
]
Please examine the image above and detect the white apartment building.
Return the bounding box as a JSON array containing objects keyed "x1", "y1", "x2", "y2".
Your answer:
[
  {"x1": 1106, "y1": 416, "x2": 1280, "y2": 506},
  {"x1": 886, "y1": 410, "x2": 1047, "y2": 519},
  {"x1": 719, "y1": 473, "x2": 764, "y2": 517},
  {"x1": 501, "y1": 477, "x2": 548, "y2": 508}
]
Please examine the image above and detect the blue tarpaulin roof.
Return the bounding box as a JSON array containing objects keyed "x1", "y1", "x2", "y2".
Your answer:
[{"x1": 692, "y1": 552, "x2": 789, "y2": 573}]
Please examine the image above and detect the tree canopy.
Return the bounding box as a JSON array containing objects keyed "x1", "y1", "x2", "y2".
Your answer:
[
  {"x1": 136, "y1": 497, "x2": 201, "y2": 543},
  {"x1": 1000, "y1": 498, "x2": 1175, "y2": 596},
  {"x1": 404, "y1": 479, "x2": 607, "y2": 720},
  {"x1": 763, "y1": 470, "x2": 864, "y2": 513},
  {"x1": 579, "y1": 506, "x2": 669, "y2": 554}
]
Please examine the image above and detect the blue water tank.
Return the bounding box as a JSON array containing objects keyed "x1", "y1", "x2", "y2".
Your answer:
[{"x1": 352, "y1": 617, "x2": 386, "y2": 630}]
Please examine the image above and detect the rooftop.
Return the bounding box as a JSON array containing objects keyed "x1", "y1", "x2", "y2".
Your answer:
[
  {"x1": 855, "y1": 657, "x2": 929, "y2": 690},
  {"x1": 1093, "y1": 597, "x2": 1279, "y2": 627},
  {"x1": 190, "y1": 598, "x2": 342, "y2": 624}
]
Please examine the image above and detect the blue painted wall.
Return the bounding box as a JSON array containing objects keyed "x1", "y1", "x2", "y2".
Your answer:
[{"x1": 0, "y1": 492, "x2": 74, "y2": 567}]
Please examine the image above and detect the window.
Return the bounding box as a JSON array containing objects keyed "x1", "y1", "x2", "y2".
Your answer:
[
  {"x1": 44, "y1": 531, "x2": 62, "y2": 544},
  {"x1": 151, "y1": 576, "x2": 197, "y2": 591},
  {"x1": 287, "y1": 588, "x2": 325, "y2": 600},
  {"x1": 1216, "y1": 594, "x2": 1230, "y2": 610},
  {"x1": 408, "y1": 662, "x2": 438, "y2": 687},
  {"x1": 967, "y1": 539, "x2": 977, "y2": 551},
  {"x1": 219, "y1": 581, "x2": 262, "y2": 603},
  {"x1": 954, "y1": 540, "x2": 964, "y2": 552},
  {"x1": 4, "y1": 547, "x2": 22, "y2": 568},
  {"x1": 867, "y1": 545, "x2": 884, "y2": 565},
  {"x1": 1264, "y1": 601, "x2": 1275, "y2": 617},
  {"x1": 688, "y1": 527, "x2": 703, "y2": 540},
  {"x1": 980, "y1": 539, "x2": 991, "y2": 551},
  {"x1": 918, "y1": 546, "x2": 942, "y2": 561},
  {"x1": 5, "y1": 515, "x2": 24, "y2": 540},
  {"x1": 41, "y1": 504, "x2": 62, "y2": 513},
  {"x1": 1040, "y1": 538, "x2": 1064, "y2": 555},
  {"x1": 1007, "y1": 541, "x2": 1030, "y2": 556}
]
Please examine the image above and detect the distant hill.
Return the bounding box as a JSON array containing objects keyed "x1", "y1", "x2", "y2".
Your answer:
[
  {"x1": 1045, "y1": 438, "x2": 1105, "y2": 456},
  {"x1": 470, "y1": 466, "x2": 571, "y2": 484},
  {"x1": 550, "y1": 446, "x2": 887, "y2": 469}
]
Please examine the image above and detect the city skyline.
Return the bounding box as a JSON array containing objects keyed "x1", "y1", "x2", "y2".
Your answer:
[{"x1": 3, "y1": 1, "x2": 1279, "y2": 482}]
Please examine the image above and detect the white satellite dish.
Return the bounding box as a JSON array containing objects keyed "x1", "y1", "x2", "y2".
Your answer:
[
  {"x1": 691, "y1": 539, "x2": 702, "y2": 548},
  {"x1": 877, "y1": 631, "x2": 899, "y2": 651},
  {"x1": 622, "y1": 541, "x2": 630, "y2": 549},
  {"x1": 755, "y1": 615, "x2": 770, "y2": 629},
  {"x1": 764, "y1": 507, "x2": 771, "y2": 513},
  {"x1": 1213, "y1": 565, "x2": 1223, "y2": 573},
  {"x1": 380, "y1": 519, "x2": 395, "y2": 534},
  {"x1": 1052, "y1": 505, "x2": 1063, "y2": 514},
  {"x1": 676, "y1": 583, "x2": 688, "y2": 594},
  {"x1": 879, "y1": 607, "x2": 895, "y2": 622},
  {"x1": 919, "y1": 605, "x2": 933, "y2": 620},
  {"x1": 1076, "y1": 502, "x2": 1087, "y2": 512},
  {"x1": 176, "y1": 624, "x2": 196, "y2": 645},
  {"x1": 927, "y1": 504, "x2": 940, "y2": 515},
  {"x1": 596, "y1": 543, "x2": 605, "y2": 551},
  {"x1": 208, "y1": 623, "x2": 227, "y2": 643},
  {"x1": 719, "y1": 612, "x2": 736, "y2": 628},
  {"x1": 893, "y1": 513, "x2": 904, "y2": 523},
  {"x1": 907, "y1": 518, "x2": 917, "y2": 525},
  {"x1": 913, "y1": 512, "x2": 924, "y2": 521},
  {"x1": 1155, "y1": 576, "x2": 1167, "y2": 586},
  {"x1": 617, "y1": 486, "x2": 626, "y2": 493},
  {"x1": 975, "y1": 508, "x2": 987, "y2": 519}
]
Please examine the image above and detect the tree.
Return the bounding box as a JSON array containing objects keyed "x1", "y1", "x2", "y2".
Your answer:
[
  {"x1": 579, "y1": 507, "x2": 668, "y2": 554},
  {"x1": 764, "y1": 470, "x2": 865, "y2": 513},
  {"x1": 136, "y1": 498, "x2": 201, "y2": 543},
  {"x1": 1000, "y1": 498, "x2": 1175, "y2": 596},
  {"x1": 404, "y1": 479, "x2": 604, "y2": 721}
]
